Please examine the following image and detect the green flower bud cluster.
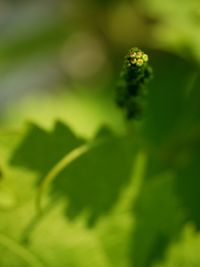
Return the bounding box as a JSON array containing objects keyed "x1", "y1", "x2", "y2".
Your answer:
[
  {"x1": 129, "y1": 50, "x2": 149, "y2": 67},
  {"x1": 116, "y1": 47, "x2": 153, "y2": 119}
]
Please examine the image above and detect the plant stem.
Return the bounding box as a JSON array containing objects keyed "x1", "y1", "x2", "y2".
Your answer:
[
  {"x1": 36, "y1": 141, "x2": 101, "y2": 213},
  {"x1": 0, "y1": 232, "x2": 46, "y2": 267},
  {"x1": 21, "y1": 202, "x2": 55, "y2": 245}
]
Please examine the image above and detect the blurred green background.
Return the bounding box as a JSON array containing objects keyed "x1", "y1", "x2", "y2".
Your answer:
[
  {"x1": 0, "y1": 0, "x2": 200, "y2": 267},
  {"x1": 0, "y1": 0, "x2": 199, "y2": 129}
]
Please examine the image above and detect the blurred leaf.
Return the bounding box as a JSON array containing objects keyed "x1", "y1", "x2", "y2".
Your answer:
[
  {"x1": 130, "y1": 173, "x2": 186, "y2": 267},
  {"x1": 154, "y1": 225, "x2": 200, "y2": 267},
  {"x1": 0, "y1": 124, "x2": 138, "y2": 267},
  {"x1": 175, "y1": 149, "x2": 200, "y2": 229},
  {"x1": 130, "y1": 54, "x2": 200, "y2": 267},
  {"x1": 137, "y1": 0, "x2": 200, "y2": 61},
  {"x1": 142, "y1": 53, "x2": 197, "y2": 145}
]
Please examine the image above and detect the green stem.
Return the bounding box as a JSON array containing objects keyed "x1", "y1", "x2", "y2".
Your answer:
[
  {"x1": 36, "y1": 141, "x2": 100, "y2": 213},
  {"x1": 131, "y1": 150, "x2": 148, "y2": 207},
  {"x1": 22, "y1": 139, "x2": 104, "y2": 242},
  {"x1": 0, "y1": 232, "x2": 46, "y2": 267},
  {"x1": 21, "y1": 202, "x2": 56, "y2": 245},
  {"x1": 117, "y1": 150, "x2": 148, "y2": 212}
]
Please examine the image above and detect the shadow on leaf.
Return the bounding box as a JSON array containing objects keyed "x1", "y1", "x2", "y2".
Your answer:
[
  {"x1": 10, "y1": 121, "x2": 137, "y2": 226},
  {"x1": 52, "y1": 134, "x2": 137, "y2": 226},
  {"x1": 10, "y1": 121, "x2": 85, "y2": 179}
]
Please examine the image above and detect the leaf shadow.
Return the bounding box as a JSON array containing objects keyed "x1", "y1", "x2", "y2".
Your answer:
[
  {"x1": 10, "y1": 121, "x2": 85, "y2": 181},
  {"x1": 9, "y1": 121, "x2": 137, "y2": 227},
  {"x1": 51, "y1": 134, "x2": 137, "y2": 226}
]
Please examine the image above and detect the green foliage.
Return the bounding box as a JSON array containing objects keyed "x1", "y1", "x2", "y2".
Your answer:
[
  {"x1": 0, "y1": 49, "x2": 200, "y2": 267},
  {"x1": 1, "y1": 0, "x2": 200, "y2": 266},
  {"x1": 137, "y1": 0, "x2": 200, "y2": 62},
  {"x1": 153, "y1": 224, "x2": 200, "y2": 267}
]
